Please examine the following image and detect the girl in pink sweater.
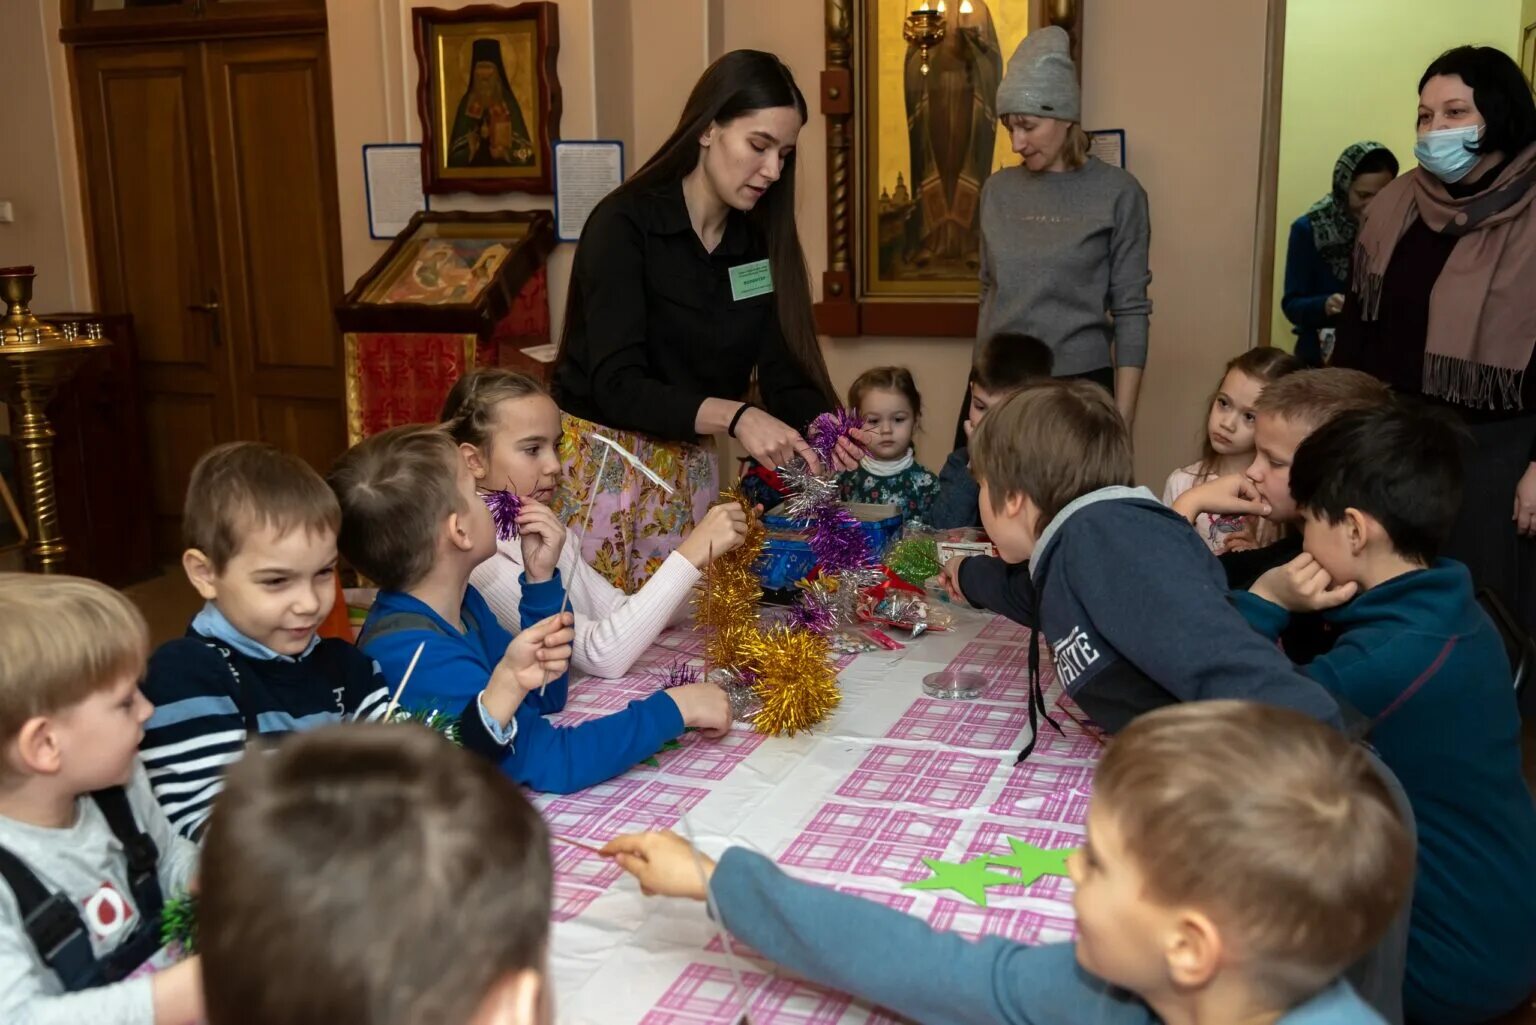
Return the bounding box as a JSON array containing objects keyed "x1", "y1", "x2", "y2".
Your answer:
[{"x1": 442, "y1": 368, "x2": 746, "y2": 678}]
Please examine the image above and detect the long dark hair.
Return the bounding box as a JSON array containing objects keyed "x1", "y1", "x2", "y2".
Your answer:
[{"x1": 558, "y1": 49, "x2": 836, "y2": 407}]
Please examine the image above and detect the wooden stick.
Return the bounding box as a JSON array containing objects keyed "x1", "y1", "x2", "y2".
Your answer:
[
  {"x1": 550, "y1": 833, "x2": 608, "y2": 855},
  {"x1": 680, "y1": 809, "x2": 755, "y2": 1025},
  {"x1": 383, "y1": 641, "x2": 425, "y2": 720}
]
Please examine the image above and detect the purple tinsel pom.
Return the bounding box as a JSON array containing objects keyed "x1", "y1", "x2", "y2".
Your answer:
[
  {"x1": 659, "y1": 660, "x2": 702, "y2": 689},
  {"x1": 808, "y1": 503, "x2": 873, "y2": 575},
  {"x1": 481, "y1": 489, "x2": 523, "y2": 541},
  {"x1": 791, "y1": 589, "x2": 837, "y2": 635},
  {"x1": 806, "y1": 408, "x2": 865, "y2": 468}
]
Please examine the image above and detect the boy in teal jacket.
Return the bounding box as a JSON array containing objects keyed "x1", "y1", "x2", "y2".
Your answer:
[{"x1": 1234, "y1": 404, "x2": 1536, "y2": 1025}]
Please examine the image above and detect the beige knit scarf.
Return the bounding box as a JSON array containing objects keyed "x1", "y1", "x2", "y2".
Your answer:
[{"x1": 1353, "y1": 142, "x2": 1536, "y2": 409}]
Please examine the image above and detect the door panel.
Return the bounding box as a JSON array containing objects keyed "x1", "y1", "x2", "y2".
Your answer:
[
  {"x1": 140, "y1": 393, "x2": 219, "y2": 554},
  {"x1": 255, "y1": 396, "x2": 343, "y2": 472},
  {"x1": 204, "y1": 35, "x2": 346, "y2": 471},
  {"x1": 74, "y1": 44, "x2": 230, "y2": 552}
]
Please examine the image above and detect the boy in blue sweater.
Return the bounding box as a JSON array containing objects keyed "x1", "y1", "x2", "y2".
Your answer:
[
  {"x1": 603, "y1": 701, "x2": 1415, "y2": 1025},
  {"x1": 140, "y1": 442, "x2": 555, "y2": 840},
  {"x1": 1234, "y1": 405, "x2": 1536, "y2": 1025},
  {"x1": 330, "y1": 425, "x2": 730, "y2": 794}
]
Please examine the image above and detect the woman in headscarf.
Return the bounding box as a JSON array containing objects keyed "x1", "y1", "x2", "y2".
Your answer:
[
  {"x1": 1280, "y1": 141, "x2": 1398, "y2": 366},
  {"x1": 1335, "y1": 45, "x2": 1536, "y2": 639}
]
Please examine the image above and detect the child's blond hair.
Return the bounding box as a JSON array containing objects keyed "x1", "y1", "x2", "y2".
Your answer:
[
  {"x1": 183, "y1": 442, "x2": 341, "y2": 572},
  {"x1": 1095, "y1": 700, "x2": 1413, "y2": 1003},
  {"x1": 1251, "y1": 368, "x2": 1393, "y2": 433},
  {"x1": 327, "y1": 425, "x2": 467, "y2": 592},
  {"x1": 0, "y1": 573, "x2": 149, "y2": 740}
]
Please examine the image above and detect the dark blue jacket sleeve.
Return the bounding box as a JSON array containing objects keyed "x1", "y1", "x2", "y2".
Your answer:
[
  {"x1": 1063, "y1": 515, "x2": 1345, "y2": 729},
  {"x1": 928, "y1": 447, "x2": 981, "y2": 530},
  {"x1": 710, "y1": 848, "x2": 1150, "y2": 1025},
  {"x1": 1280, "y1": 217, "x2": 1342, "y2": 330},
  {"x1": 956, "y1": 555, "x2": 1036, "y2": 625},
  {"x1": 517, "y1": 571, "x2": 569, "y2": 714},
  {"x1": 1231, "y1": 589, "x2": 1292, "y2": 639}
]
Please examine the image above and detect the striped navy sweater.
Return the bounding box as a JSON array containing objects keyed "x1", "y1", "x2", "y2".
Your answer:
[{"x1": 139, "y1": 607, "x2": 389, "y2": 840}]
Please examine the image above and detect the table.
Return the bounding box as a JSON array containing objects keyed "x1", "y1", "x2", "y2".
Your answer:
[{"x1": 538, "y1": 606, "x2": 1104, "y2": 1025}]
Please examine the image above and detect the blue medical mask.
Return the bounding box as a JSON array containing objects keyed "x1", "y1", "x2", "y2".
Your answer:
[{"x1": 1414, "y1": 124, "x2": 1484, "y2": 183}]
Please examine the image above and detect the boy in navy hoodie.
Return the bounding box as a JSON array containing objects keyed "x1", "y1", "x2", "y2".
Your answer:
[
  {"x1": 939, "y1": 380, "x2": 1346, "y2": 754},
  {"x1": 1233, "y1": 405, "x2": 1536, "y2": 1025},
  {"x1": 329, "y1": 425, "x2": 730, "y2": 794},
  {"x1": 602, "y1": 701, "x2": 1415, "y2": 1025}
]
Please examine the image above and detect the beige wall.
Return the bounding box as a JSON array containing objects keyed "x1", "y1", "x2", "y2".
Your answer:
[
  {"x1": 1, "y1": 2, "x2": 91, "y2": 313},
  {"x1": 24, "y1": 0, "x2": 1272, "y2": 492}
]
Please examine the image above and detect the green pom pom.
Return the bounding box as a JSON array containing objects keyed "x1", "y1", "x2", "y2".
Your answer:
[
  {"x1": 886, "y1": 536, "x2": 942, "y2": 587},
  {"x1": 390, "y1": 706, "x2": 464, "y2": 746},
  {"x1": 160, "y1": 892, "x2": 197, "y2": 953}
]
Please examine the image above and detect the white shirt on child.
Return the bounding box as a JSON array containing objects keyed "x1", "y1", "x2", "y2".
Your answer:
[
  {"x1": 0, "y1": 762, "x2": 199, "y2": 1025},
  {"x1": 470, "y1": 531, "x2": 700, "y2": 679},
  {"x1": 1162, "y1": 463, "x2": 1278, "y2": 556}
]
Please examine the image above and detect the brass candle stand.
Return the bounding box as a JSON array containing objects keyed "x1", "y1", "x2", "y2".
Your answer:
[{"x1": 0, "y1": 267, "x2": 109, "y2": 573}]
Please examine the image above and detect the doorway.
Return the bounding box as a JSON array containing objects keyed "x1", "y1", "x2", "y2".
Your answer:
[
  {"x1": 65, "y1": 0, "x2": 346, "y2": 555},
  {"x1": 1253, "y1": 0, "x2": 1529, "y2": 355}
]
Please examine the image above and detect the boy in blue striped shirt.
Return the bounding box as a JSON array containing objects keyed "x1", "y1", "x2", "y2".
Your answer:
[{"x1": 140, "y1": 443, "x2": 561, "y2": 839}]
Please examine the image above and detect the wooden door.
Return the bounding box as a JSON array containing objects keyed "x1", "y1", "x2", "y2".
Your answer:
[
  {"x1": 72, "y1": 32, "x2": 346, "y2": 556},
  {"x1": 203, "y1": 34, "x2": 346, "y2": 473},
  {"x1": 73, "y1": 43, "x2": 230, "y2": 554}
]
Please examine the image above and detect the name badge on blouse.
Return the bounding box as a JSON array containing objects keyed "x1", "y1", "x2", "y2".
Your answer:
[{"x1": 729, "y1": 259, "x2": 774, "y2": 301}]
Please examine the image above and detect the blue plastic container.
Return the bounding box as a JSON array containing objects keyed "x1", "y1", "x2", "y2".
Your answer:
[{"x1": 753, "y1": 502, "x2": 903, "y2": 591}]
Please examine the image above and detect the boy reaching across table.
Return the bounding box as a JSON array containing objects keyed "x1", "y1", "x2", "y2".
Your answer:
[{"x1": 603, "y1": 701, "x2": 1415, "y2": 1025}]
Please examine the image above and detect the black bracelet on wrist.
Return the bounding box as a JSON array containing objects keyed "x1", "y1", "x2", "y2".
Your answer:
[{"x1": 727, "y1": 403, "x2": 753, "y2": 439}]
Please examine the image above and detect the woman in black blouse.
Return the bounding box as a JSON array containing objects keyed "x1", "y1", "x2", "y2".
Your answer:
[
  {"x1": 1335, "y1": 45, "x2": 1536, "y2": 630},
  {"x1": 553, "y1": 50, "x2": 861, "y2": 590}
]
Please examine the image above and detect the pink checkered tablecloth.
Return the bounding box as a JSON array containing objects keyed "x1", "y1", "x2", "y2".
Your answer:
[{"x1": 540, "y1": 607, "x2": 1102, "y2": 1025}]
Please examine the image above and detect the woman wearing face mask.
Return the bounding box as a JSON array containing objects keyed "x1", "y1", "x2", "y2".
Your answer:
[
  {"x1": 961, "y1": 25, "x2": 1152, "y2": 447},
  {"x1": 1334, "y1": 46, "x2": 1536, "y2": 639},
  {"x1": 1280, "y1": 141, "x2": 1399, "y2": 366},
  {"x1": 552, "y1": 50, "x2": 863, "y2": 591}
]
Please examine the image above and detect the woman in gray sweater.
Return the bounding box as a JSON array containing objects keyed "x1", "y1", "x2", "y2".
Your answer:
[{"x1": 975, "y1": 27, "x2": 1152, "y2": 429}]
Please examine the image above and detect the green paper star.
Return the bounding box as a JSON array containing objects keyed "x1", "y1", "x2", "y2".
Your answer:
[
  {"x1": 904, "y1": 856, "x2": 1019, "y2": 906},
  {"x1": 984, "y1": 838, "x2": 1076, "y2": 887},
  {"x1": 640, "y1": 737, "x2": 684, "y2": 768}
]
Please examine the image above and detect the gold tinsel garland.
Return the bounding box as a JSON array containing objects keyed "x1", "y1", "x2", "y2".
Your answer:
[{"x1": 693, "y1": 487, "x2": 841, "y2": 736}]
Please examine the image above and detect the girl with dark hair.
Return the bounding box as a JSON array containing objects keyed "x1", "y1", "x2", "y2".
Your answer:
[
  {"x1": 1333, "y1": 43, "x2": 1536, "y2": 1025},
  {"x1": 552, "y1": 50, "x2": 862, "y2": 591},
  {"x1": 1281, "y1": 141, "x2": 1398, "y2": 366}
]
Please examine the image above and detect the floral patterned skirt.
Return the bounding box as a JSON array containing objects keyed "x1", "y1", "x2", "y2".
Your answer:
[{"x1": 552, "y1": 413, "x2": 719, "y2": 593}]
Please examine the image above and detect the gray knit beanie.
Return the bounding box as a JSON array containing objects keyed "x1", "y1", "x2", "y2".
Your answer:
[{"x1": 995, "y1": 26, "x2": 1080, "y2": 122}]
